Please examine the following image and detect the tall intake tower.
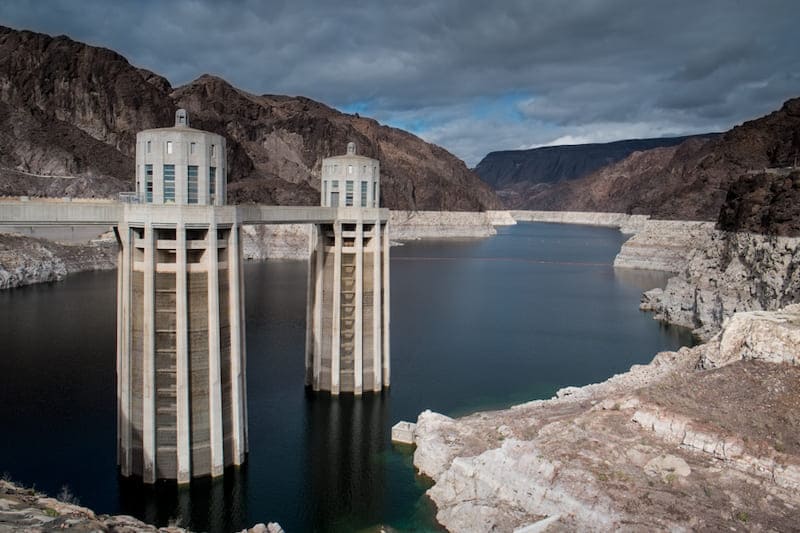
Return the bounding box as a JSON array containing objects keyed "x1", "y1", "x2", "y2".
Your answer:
[
  {"x1": 116, "y1": 110, "x2": 247, "y2": 483},
  {"x1": 305, "y1": 142, "x2": 391, "y2": 394}
]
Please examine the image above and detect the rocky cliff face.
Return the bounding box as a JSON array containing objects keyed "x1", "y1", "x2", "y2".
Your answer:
[
  {"x1": 0, "y1": 27, "x2": 172, "y2": 197},
  {"x1": 641, "y1": 230, "x2": 800, "y2": 340},
  {"x1": 0, "y1": 25, "x2": 499, "y2": 211},
  {"x1": 718, "y1": 170, "x2": 800, "y2": 237},
  {"x1": 517, "y1": 97, "x2": 800, "y2": 219},
  {"x1": 414, "y1": 305, "x2": 800, "y2": 532},
  {"x1": 476, "y1": 134, "x2": 715, "y2": 191}
]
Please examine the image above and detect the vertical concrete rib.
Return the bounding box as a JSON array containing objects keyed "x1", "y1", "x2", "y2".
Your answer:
[
  {"x1": 116, "y1": 228, "x2": 122, "y2": 465},
  {"x1": 372, "y1": 219, "x2": 383, "y2": 391},
  {"x1": 142, "y1": 222, "x2": 157, "y2": 483},
  {"x1": 237, "y1": 225, "x2": 249, "y2": 454},
  {"x1": 207, "y1": 221, "x2": 225, "y2": 476},
  {"x1": 304, "y1": 225, "x2": 315, "y2": 387},
  {"x1": 312, "y1": 225, "x2": 324, "y2": 391},
  {"x1": 382, "y1": 222, "x2": 391, "y2": 387},
  {"x1": 354, "y1": 222, "x2": 364, "y2": 395},
  {"x1": 228, "y1": 223, "x2": 246, "y2": 465},
  {"x1": 331, "y1": 221, "x2": 342, "y2": 394},
  {"x1": 175, "y1": 222, "x2": 191, "y2": 483},
  {"x1": 118, "y1": 224, "x2": 132, "y2": 476}
]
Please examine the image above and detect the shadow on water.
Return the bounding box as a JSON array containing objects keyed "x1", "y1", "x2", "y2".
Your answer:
[{"x1": 118, "y1": 466, "x2": 248, "y2": 532}]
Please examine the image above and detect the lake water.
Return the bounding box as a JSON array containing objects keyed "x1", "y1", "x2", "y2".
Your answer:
[{"x1": 0, "y1": 222, "x2": 693, "y2": 532}]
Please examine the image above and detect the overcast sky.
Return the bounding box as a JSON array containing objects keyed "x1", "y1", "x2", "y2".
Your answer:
[{"x1": 2, "y1": 0, "x2": 799, "y2": 166}]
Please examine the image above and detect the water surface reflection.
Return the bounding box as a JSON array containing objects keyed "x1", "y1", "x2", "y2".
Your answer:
[
  {"x1": 305, "y1": 392, "x2": 389, "y2": 532},
  {"x1": 119, "y1": 467, "x2": 248, "y2": 531}
]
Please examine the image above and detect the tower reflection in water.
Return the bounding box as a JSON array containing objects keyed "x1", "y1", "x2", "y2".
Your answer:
[
  {"x1": 117, "y1": 391, "x2": 390, "y2": 532},
  {"x1": 305, "y1": 390, "x2": 389, "y2": 531},
  {"x1": 117, "y1": 465, "x2": 248, "y2": 531}
]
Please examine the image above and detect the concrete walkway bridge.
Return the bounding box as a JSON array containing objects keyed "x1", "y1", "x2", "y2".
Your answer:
[{"x1": 0, "y1": 199, "x2": 385, "y2": 226}]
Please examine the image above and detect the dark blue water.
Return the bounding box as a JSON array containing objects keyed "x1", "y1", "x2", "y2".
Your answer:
[{"x1": 0, "y1": 222, "x2": 693, "y2": 531}]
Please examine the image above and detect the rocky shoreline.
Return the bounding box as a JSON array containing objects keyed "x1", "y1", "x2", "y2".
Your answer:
[
  {"x1": 0, "y1": 479, "x2": 283, "y2": 532},
  {"x1": 412, "y1": 305, "x2": 800, "y2": 531},
  {"x1": 407, "y1": 210, "x2": 800, "y2": 531},
  {"x1": 641, "y1": 230, "x2": 800, "y2": 340},
  {"x1": 510, "y1": 211, "x2": 800, "y2": 342},
  {"x1": 510, "y1": 209, "x2": 650, "y2": 232},
  {"x1": 0, "y1": 232, "x2": 117, "y2": 290}
]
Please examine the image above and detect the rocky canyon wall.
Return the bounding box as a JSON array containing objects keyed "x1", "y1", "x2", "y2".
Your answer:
[{"x1": 641, "y1": 231, "x2": 800, "y2": 340}]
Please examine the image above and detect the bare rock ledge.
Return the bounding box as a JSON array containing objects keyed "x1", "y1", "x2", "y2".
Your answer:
[
  {"x1": 413, "y1": 304, "x2": 800, "y2": 532},
  {"x1": 0, "y1": 479, "x2": 283, "y2": 532}
]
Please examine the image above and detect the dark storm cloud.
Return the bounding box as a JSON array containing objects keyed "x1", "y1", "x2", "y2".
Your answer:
[{"x1": 1, "y1": 0, "x2": 799, "y2": 165}]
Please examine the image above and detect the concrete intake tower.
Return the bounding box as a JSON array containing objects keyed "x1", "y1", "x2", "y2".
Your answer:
[
  {"x1": 305, "y1": 142, "x2": 391, "y2": 394},
  {"x1": 116, "y1": 110, "x2": 247, "y2": 483}
]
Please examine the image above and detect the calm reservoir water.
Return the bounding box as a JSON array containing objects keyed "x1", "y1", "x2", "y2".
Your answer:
[{"x1": 0, "y1": 222, "x2": 693, "y2": 531}]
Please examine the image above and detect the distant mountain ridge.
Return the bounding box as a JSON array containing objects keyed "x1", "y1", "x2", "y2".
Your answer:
[
  {"x1": 516, "y1": 96, "x2": 800, "y2": 222},
  {"x1": 474, "y1": 134, "x2": 719, "y2": 189},
  {"x1": 0, "y1": 25, "x2": 500, "y2": 211}
]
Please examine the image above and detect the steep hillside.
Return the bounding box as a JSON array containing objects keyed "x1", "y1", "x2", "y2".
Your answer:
[
  {"x1": 718, "y1": 170, "x2": 800, "y2": 236},
  {"x1": 519, "y1": 97, "x2": 800, "y2": 220},
  {"x1": 172, "y1": 76, "x2": 500, "y2": 209},
  {"x1": 475, "y1": 134, "x2": 716, "y2": 189},
  {"x1": 0, "y1": 26, "x2": 499, "y2": 210}
]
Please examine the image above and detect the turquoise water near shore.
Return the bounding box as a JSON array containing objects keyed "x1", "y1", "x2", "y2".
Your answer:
[{"x1": 0, "y1": 222, "x2": 693, "y2": 531}]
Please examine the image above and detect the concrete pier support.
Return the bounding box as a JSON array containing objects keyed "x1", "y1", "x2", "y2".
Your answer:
[
  {"x1": 117, "y1": 205, "x2": 247, "y2": 482},
  {"x1": 305, "y1": 215, "x2": 390, "y2": 394}
]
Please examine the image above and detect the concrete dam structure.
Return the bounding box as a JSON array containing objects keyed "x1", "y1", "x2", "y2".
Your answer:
[{"x1": 0, "y1": 110, "x2": 391, "y2": 483}]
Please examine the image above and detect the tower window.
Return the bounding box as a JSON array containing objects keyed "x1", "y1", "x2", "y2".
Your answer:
[
  {"x1": 166, "y1": 141, "x2": 173, "y2": 154},
  {"x1": 209, "y1": 166, "x2": 216, "y2": 203},
  {"x1": 187, "y1": 165, "x2": 198, "y2": 204},
  {"x1": 145, "y1": 164, "x2": 153, "y2": 203},
  {"x1": 146, "y1": 140, "x2": 151, "y2": 153},
  {"x1": 190, "y1": 142, "x2": 196, "y2": 154},
  {"x1": 332, "y1": 179, "x2": 340, "y2": 205},
  {"x1": 163, "y1": 165, "x2": 175, "y2": 203},
  {"x1": 210, "y1": 144, "x2": 216, "y2": 157},
  {"x1": 361, "y1": 181, "x2": 368, "y2": 207},
  {"x1": 345, "y1": 180, "x2": 354, "y2": 206}
]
